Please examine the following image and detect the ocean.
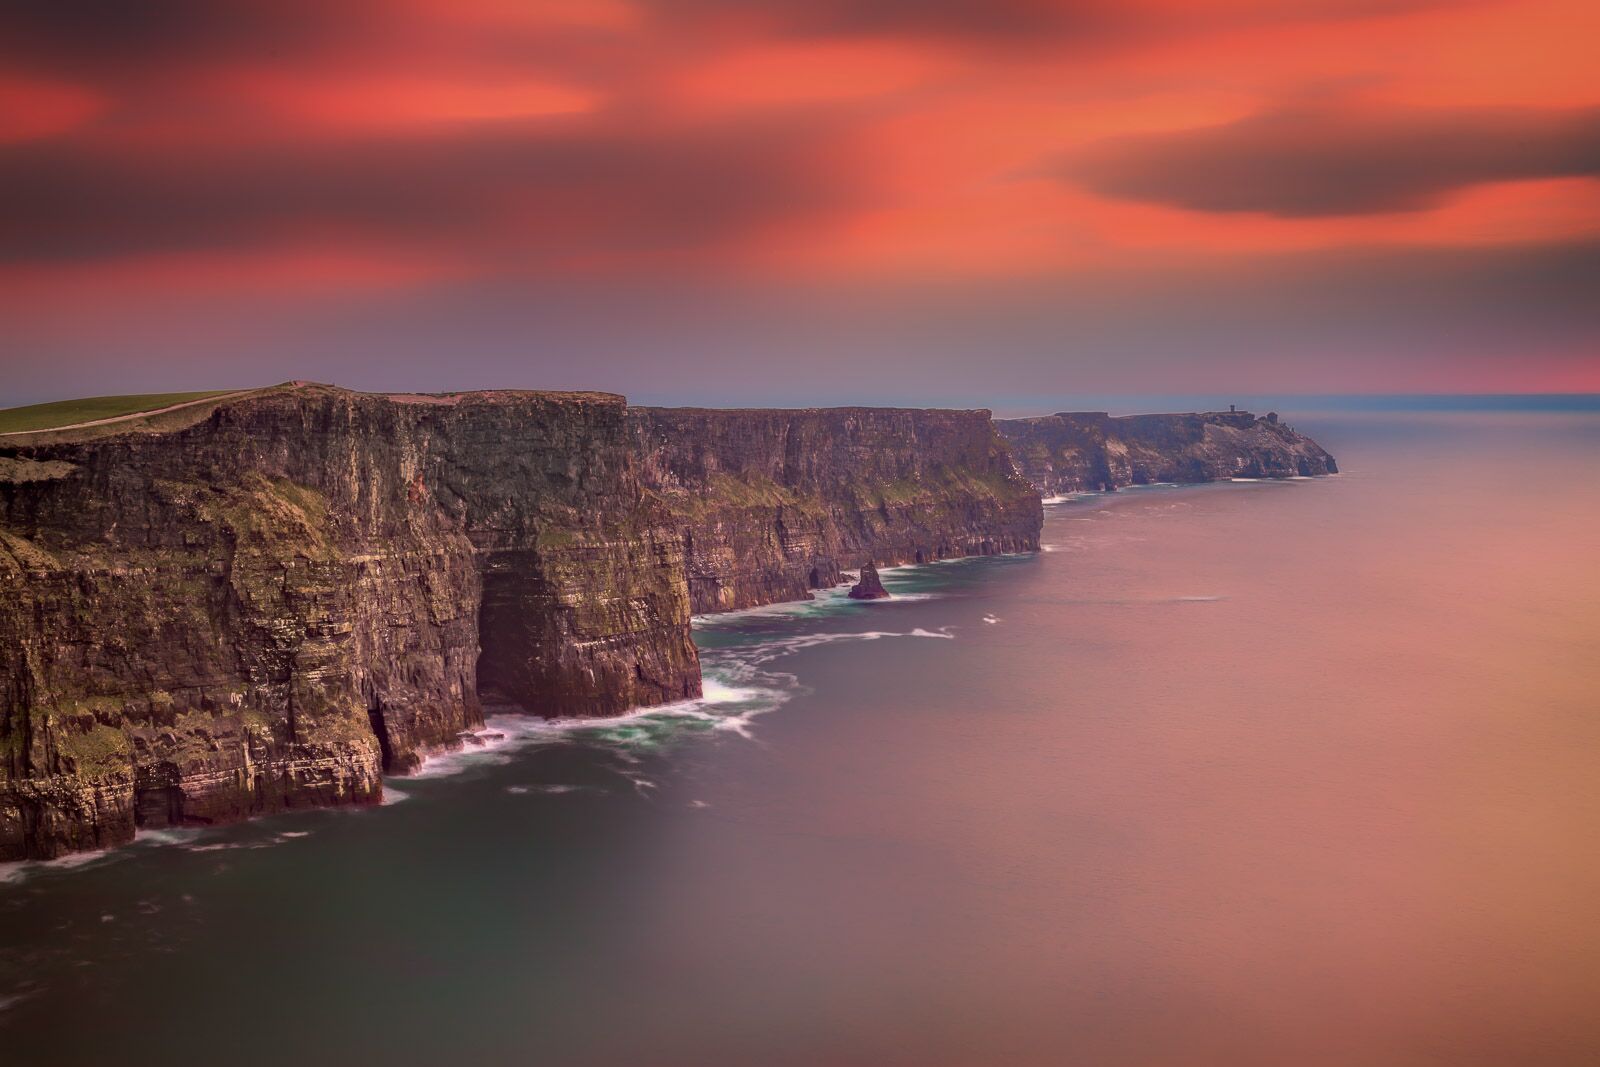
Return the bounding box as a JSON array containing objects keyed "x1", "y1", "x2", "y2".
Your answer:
[{"x1": 2, "y1": 407, "x2": 1597, "y2": 1066}]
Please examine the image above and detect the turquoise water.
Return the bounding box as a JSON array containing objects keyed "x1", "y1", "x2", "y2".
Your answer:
[{"x1": 2, "y1": 411, "x2": 1598, "y2": 1066}]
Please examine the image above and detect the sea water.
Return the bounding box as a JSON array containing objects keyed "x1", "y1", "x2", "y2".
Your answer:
[{"x1": 2, "y1": 408, "x2": 1597, "y2": 1066}]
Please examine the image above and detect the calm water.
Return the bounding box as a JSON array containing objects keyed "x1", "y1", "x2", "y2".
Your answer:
[{"x1": 3, "y1": 411, "x2": 1598, "y2": 1066}]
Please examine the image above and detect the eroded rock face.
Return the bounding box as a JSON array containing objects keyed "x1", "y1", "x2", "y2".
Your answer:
[
  {"x1": 0, "y1": 385, "x2": 699, "y2": 859},
  {"x1": 0, "y1": 389, "x2": 1057, "y2": 860},
  {"x1": 848, "y1": 563, "x2": 891, "y2": 600},
  {"x1": 0, "y1": 392, "x2": 1338, "y2": 859},
  {"x1": 628, "y1": 407, "x2": 1044, "y2": 614},
  {"x1": 995, "y1": 410, "x2": 1337, "y2": 496}
]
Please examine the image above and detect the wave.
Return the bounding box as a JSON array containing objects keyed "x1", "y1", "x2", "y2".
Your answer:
[
  {"x1": 183, "y1": 830, "x2": 315, "y2": 854},
  {"x1": 0, "y1": 824, "x2": 320, "y2": 884},
  {"x1": 0, "y1": 844, "x2": 123, "y2": 885},
  {"x1": 692, "y1": 586, "x2": 853, "y2": 625},
  {"x1": 506, "y1": 784, "x2": 596, "y2": 796}
]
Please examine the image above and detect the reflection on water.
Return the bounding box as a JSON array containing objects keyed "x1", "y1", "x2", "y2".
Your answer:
[{"x1": 2, "y1": 410, "x2": 1598, "y2": 1066}]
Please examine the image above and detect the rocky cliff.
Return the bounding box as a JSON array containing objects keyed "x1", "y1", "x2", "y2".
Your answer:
[
  {"x1": 0, "y1": 387, "x2": 1047, "y2": 860},
  {"x1": 995, "y1": 410, "x2": 1337, "y2": 496},
  {"x1": 628, "y1": 407, "x2": 1043, "y2": 614},
  {"x1": 0, "y1": 385, "x2": 699, "y2": 860}
]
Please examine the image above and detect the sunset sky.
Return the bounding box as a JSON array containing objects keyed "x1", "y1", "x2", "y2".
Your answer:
[{"x1": 2, "y1": 0, "x2": 1598, "y2": 406}]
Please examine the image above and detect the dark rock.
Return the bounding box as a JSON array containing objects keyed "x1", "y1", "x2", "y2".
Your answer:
[
  {"x1": 0, "y1": 384, "x2": 700, "y2": 860},
  {"x1": 995, "y1": 409, "x2": 1337, "y2": 497},
  {"x1": 0, "y1": 386, "x2": 1048, "y2": 860},
  {"x1": 628, "y1": 406, "x2": 1042, "y2": 614},
  {"x1": 847, "y1": 563, "x2": 891, "y2": 600}
]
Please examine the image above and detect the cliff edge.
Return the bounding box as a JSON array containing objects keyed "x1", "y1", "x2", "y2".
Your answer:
[
  {"x1": 0, "y1": 385, "x2": 699, "y2": 859},
  {"x1": 1, "y1": 387, "x2": 1335, "y2": 861},
  {"x1": 629, "y1": 406, "x2": 1043, "y2": 613},
  {"x1": 995, "y1": 410, "x2": 1337, "y2": 496},
  {"x1": 0, "y1": 387, "x2": 1042, "y2": 859}
]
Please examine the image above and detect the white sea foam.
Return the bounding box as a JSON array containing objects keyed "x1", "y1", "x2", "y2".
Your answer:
[
  {"x1": 405, "y1": 623, "x2": 960, "y2": 785},
  {"x1": 0, "y1": 821, "x2": 313, "y2": 883},
  {"x1": 693, "y1": 585, "x2": 854, "y2": 624},
  {"x1": 507, "y1": 783, "x2": 594, "y2": 796},
  {"x1": 701, "y1": 678, "x2": 766, "y2": 705},
  {"x1": 691, "y1": 551, "x2": 1028, "y2": 626},
  {"x1": 983, "y1": 614, "x2": 1001, "y2": 624},
  {"x1": 182, "y1": 830, "x2": 316, "y2": 853},
  {"x1": 0, "y1": 844, "x2": 123, "y2": 884}
]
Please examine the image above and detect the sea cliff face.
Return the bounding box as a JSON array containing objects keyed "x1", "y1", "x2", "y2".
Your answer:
[
  {"x1": 0, "y1": 386, "x2": 699, "y2": 859},
  {"x1": 0, "y1": 387, "x2": 1045, "y2": 860},
  {"x1": 3, "y1": 389, "x2": 1327, "y2": 860},
  {"x1": 629, "y1": 407, "x2": 1043, "y2": 613},
  {"x1": 996, "y1": 410, "x2": 1337, "y2": 496}
]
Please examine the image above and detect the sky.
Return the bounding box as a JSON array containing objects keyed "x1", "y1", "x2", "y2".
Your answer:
[{"x1": 2, "y1": 0, "x2": 1598, "y2": 408}]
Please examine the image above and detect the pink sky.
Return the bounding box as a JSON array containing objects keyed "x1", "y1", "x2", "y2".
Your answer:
[{"x1": 2, "y1": 0, "x2": 1597, "y2": 403}]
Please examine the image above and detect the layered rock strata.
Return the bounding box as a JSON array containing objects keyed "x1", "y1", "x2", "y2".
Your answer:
[
  {"x1": 0, "y1": 385, "x2": 698, "y2": 859},
  {"x1": 2, "y1": 391, "x2": 1331, "y2": 861},
  {"x1": 628, "y1": 407, "x2": 1044, "y2": 614},
  {"x1": 996, "y1": 410, "x2": 1337, "y2": 496}
]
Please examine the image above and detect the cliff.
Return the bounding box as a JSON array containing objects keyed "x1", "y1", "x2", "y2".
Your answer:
[
  {"x1": 995, "y1": 410, "x2": 1337, "y2": 496},
  {"x1": 628, "y1": 407, "x2": 1043, "y2": 613},
  {"x1": 0, "y1": 387, "x2": 1044, "y2": 860},
  {"x1": 0, "y1": 385, "x2": 699, "y2": 860}
]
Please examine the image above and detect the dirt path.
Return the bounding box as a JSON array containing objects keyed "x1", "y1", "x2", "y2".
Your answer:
[{"x1": 0, "y1": 389, "x2": 258, "y2": 438}]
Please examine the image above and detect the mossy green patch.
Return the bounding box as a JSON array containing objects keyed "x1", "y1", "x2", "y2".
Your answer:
[
  {"x1": 0, "y1": 528, "x2": 61, "y2": 571},
  {"x1": 55, "y1": 722, "x2": 132, "y2": 778},
  {"x1": 0, "y1": 391, "x2": 236, "y2": 434}
]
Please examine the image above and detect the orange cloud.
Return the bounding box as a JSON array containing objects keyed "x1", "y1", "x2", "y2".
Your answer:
[
  {"x1": 0, "y1": 74, "x2": 102, "y2": 142},
  {"x1": 672, "y1": 38, "x2": 959, "y2": 113},
  {"x1": 0, "y1": 243, "x2": 466, "y2": 314},
  {"x1": 3, "y1": 0, "x2": 1598, "y2": 312},
  {"x1": 225, "y1": 70, "x2": 603, "y2": 128}
]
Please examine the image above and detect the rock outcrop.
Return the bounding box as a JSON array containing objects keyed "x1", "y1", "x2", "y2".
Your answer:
[
  {"x1": 995, "y1": 410, "x2": 1336, "y2": 496},
  {"x1": 628, "y1": 407, "x2": 1043, "y2": 613},
  {"x1": 848, "y1": 563, "x2": 891, "y2": 600},
  {"x1": 2, "y1": 387, "x2": 1334, "y2": 860},
  {"x1": 0, "y1": 385, "x2": 699, "y2": 860},
  {"x1": 0, "y1": 387, "x2": 1044, "y2": 860}
]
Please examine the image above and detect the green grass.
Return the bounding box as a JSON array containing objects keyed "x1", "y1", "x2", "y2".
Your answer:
[{"x1": 0, "y1": 391, "x2": 237, "y2": 434}]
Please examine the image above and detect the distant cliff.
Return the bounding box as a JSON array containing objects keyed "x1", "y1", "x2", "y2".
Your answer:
[
  {"x1": 0, "y1": 386, "x2": 1041, "y2": 860},
  {"x1": 1, "y1": 387, "x2": 1337, "y2": 860},
  {"x1": 995, "y1": 410, "x2": 1337, "y2": 496},
  {"x1": 629, "y1": 407, "x2": 1043, "y2": 613}
]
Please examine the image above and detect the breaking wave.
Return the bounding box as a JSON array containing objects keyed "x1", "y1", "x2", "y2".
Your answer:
[{"x1": 401, "y1": 622, "x2": 960, "y2": 786}]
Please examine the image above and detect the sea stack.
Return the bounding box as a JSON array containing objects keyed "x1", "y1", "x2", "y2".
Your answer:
[{"x1": 848, "y1": 562, "x2": 891, "y2": 600}]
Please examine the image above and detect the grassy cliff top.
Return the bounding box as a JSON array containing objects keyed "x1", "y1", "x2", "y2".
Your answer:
[
  {"x1": 0, "y1": 382, "x2": 627, "y2": 445},
  {"x1": 0, "y1": 390, "x2": 243, "y2": 435}
]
